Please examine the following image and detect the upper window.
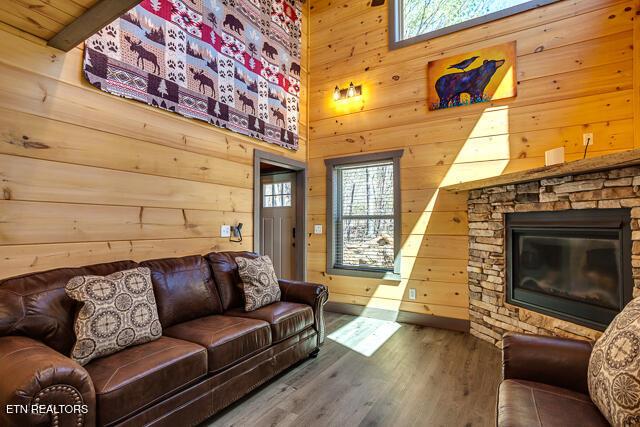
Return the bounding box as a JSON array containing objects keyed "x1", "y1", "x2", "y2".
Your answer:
[
  {"x1": 390, "y1": 0, "x2": 561, "y2": 49},
  {"x1": 325, "y1": 150, "x2": 403, "y2": 278},
  {"x1": 263, "y1": 182, "x2": 292, "y2": 208}
]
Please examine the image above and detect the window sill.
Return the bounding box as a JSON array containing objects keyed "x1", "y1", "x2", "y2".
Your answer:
[{"x1": 327, "y1": 267, "x2": 401, "y2": 281}]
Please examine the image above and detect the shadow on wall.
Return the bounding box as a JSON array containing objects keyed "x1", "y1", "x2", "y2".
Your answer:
[
  {"x1": 313, "y1": 49, "x2": 630, "y2": 320},
  {"x1": 325, "y1": 72, "x2": 515, "y2": 354},
  {"x1": 372, "y1": 95, "x2": 513, "y2": 316},
  {"x1": 321, "y1": 69, "x2": 517, "y2": 319}
]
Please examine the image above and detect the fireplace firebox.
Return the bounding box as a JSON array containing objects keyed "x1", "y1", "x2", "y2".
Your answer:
[{"x1": 506, "y1": 209, "x2": 633, "y2": 330}]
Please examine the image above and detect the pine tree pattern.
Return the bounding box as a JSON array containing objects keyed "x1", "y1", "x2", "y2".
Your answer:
[{"x1": 83, "y1": 0, "x2": 301, "y2": 150}]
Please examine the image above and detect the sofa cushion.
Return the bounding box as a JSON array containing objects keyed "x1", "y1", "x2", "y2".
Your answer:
[
  {"x1": 0, "y1": 260, "x2": 137, "y2": 355},
  {"x1": 236, "y1": 256, "x2": 281, "y2": 311},
  {"x1": 227, "y1": 302, "x2": 313, "y2": 343},
  {"x1": 205, "y1": 251, "x2": 260, "y2": 311},
  {"x1": 498, "y1": 379, "x2": 608, "y2": 427},
  {"x1": 140, "y1": 255, "x2": 223, "y2": 328},
  {"x1": 588, "y1": 296, "x2": 640, "y2": 426},
  {"x1": 84, "y1": 336, "x2": 207, "y2": 426},
  {"x1": 163, "y1": 315, "x2": 271, "y2": 373},
  {"x1": 65, "y1": 267, "x2": 162, "y2": 366}
]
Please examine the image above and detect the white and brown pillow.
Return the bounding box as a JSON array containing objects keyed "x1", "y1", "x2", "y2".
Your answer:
[
  {"x1": 235, "y1": 256, "x2": 281, "y2": 312},
  {"x1": 65, "y1": 267, "x2": 162, "y2": 366},
  {"x1": 588, "y1": 297, "x2": 640, "y2": 426}
]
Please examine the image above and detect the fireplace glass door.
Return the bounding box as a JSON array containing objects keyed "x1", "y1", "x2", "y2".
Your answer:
[{"x1": 507, "y1": 209, "x2": 632, "y2": 330}]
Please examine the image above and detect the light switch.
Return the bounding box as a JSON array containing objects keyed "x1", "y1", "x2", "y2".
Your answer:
[
  {"x1": 314, "y1": 224, "x2": 323, "y2": 234},
  {"x1": 220, "y1": 225, "x2": 231, "y2": 238}
]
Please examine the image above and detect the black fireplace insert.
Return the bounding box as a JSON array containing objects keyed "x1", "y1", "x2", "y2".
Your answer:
[{"x1": 506, "y1": 209, "x2": 633, "y2": 330}]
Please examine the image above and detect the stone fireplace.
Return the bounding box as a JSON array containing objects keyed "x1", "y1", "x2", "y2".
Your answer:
[{"x1": 460, "y1": 159, "x2": 640, "y2": 346}]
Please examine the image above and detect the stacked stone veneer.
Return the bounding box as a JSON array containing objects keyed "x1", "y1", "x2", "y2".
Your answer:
[{"x1": 467, "y1": 165, "x2": 640, "y2": 347}]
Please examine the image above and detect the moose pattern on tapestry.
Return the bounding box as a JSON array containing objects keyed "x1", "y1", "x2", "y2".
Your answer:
[{"x1": 83, "y1": 0, "x2": 302, "y2": 150}]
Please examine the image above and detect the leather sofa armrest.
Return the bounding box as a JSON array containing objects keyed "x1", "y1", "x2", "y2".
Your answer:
[
  {"x1": 502, "y1": 332, "x2": 594, "y2": 395},
  {"x1": 278, "y1": 279, "x2": 329, "y2": 346},
  {"x1": 0, "y1": 336, "x2": 96, "y2": 427}
]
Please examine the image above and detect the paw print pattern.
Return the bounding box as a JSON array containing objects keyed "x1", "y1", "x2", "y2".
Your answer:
[
  {"x1": 91, "y1": 39, "x2": 104, "y2": 52},
  {"x1": 106, "y1": 40, "x2": 118, "y2": 53},
  {"x1": 105, "y1": 25, "x2": 116, "y2": 37},
  {"x1": 165, "y1": 22, "x2": 186, "y2": 87}
]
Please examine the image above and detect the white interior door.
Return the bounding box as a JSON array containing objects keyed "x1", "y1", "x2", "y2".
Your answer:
[{"x1": 260, "y1": 172, "x2": 296, "y2": 279}]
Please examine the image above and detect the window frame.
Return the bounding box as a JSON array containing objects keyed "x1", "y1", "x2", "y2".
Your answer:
[
  {"x1": 389, "y1": 0, "x2": 562, "y2": 50},
  {"x1": 325, "y1": 150, "x2": 404, "y2": 279}
]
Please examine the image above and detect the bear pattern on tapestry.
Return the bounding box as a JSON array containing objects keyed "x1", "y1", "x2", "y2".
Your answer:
[{"x1": 83, "y1": 0, "x2": 302, "y2": 150}]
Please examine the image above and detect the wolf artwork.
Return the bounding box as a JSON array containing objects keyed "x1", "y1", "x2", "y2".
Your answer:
[
  {"x1": 83, "y1": 0, "x2": 303, "y2": 150},
  {"x1": 427, "y1": 42, "x2": 517, "y2": 111}
]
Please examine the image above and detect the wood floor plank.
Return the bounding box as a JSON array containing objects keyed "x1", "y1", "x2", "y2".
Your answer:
[{"x1": 204, "y1": 312, "x2": 501, "y2": 427}]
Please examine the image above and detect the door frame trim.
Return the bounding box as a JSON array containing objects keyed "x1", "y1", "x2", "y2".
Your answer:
[{"x1": 254, "y1": 150, "x2": 307, "y2": 281}]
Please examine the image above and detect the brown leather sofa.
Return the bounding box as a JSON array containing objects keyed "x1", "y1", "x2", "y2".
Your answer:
[
  {"x1": 497, "y1": 332, "x2": 608, "y2": 427},
  {"x1": 0, "y1": 252, "x2": 328, "y2": 427}
]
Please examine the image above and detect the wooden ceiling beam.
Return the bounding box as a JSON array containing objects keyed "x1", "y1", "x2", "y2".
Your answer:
[{"x1": 48, "y1": 0, "x2": 141, "y2": 52}]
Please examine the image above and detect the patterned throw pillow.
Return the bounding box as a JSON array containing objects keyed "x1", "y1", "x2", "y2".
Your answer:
[
  {"x1": 588, "y1": 297, "x2": 640, "y2": 426},
  {"x1": 65, "y1": 267, "x2": 162, "y2": 366},
  {"x1": 235, "y1": 256, "x2": 281, "y2": 312}
]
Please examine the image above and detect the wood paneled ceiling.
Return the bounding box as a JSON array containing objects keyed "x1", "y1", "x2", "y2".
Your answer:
[
  {"x1": 0, "y1": 0, "x2": 141, "y2": 51},
  {"x1": 0, "y1": 0, "x2": 99, "y2": 40}
]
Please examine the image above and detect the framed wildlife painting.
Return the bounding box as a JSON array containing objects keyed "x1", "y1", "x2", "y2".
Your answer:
[{"x1": 427, "y1": 42, "x2": 516, "y2": 111}]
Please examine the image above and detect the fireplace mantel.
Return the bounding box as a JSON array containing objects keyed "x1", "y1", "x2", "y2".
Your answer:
[{"x1": 443, "y1": 149, "x2": 640, "y2": 192}]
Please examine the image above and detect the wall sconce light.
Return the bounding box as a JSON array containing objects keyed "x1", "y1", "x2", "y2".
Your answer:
[{"x1": 333, "y1": 82, "x2": 362, "y2": 101}]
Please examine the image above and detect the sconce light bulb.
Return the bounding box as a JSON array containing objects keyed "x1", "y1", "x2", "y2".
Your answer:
[
  {"x1": 333, "y1": 85, "x2": 341, "y2": 101},
  {"x1": 347, "y1": 82, "x2": 356, "y2": 98}
]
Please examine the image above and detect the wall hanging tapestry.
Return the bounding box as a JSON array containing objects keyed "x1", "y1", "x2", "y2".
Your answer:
[
  {"x1": 83, "y1": 0, "x2": 302, "y2": 150},
  {"x1": 427, "y1": 42, "x2": 516, "y2": 111}
]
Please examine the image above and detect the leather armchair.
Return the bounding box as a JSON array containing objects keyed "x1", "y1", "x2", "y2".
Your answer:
[
  {"x1": 278, "y1": 279, "x2": 329, "y2": 346},
  {"x1": 502, "y1": 332, "x2": 594, "y2": 394},
  {"x1": 0, "y1": 336, "x2": 96, "y2": 427},
  {"x1": 497, "y1": 332, "x2": 608, "y2": 427}
]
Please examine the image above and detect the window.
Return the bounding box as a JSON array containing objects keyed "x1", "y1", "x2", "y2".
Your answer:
[
  {"x1": 325, "y1": 150, "x2": 403, "y2": 278},
  {"x1": 263, "y1": 182, "x2": 292, "y2": 207},
  {"x1": 390, "y1": 0, "x2": 561, "y2": 49}
]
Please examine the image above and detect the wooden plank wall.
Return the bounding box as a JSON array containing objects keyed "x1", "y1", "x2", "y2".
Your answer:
[
  {"x1": 0, "y1": 3, "x2": 310, "y2": 279},
  {"x1": 307, "y1": 0, "x2": 638, "y2": 320}
]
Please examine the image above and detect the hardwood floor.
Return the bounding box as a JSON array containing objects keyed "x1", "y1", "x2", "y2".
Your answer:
[{"x1": 204, "y1": 312, "x2": 502, "y2": 427}]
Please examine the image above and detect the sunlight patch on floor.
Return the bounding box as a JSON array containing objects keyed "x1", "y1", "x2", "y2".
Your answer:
[{"x1": 327, "y1": 316, "x2": 401, "y2": 357}]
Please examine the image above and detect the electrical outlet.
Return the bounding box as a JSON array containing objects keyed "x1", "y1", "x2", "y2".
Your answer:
[
  {"x1": 583, "y1": 133, "x2": 594, "y2": 146},
  {"x1": 408, "y1": 288, "x2": 417, "y2": 300},
  {"x1": 314, "y1": 224, "x2": 323, "y2": 234},
  {"x1": 220, "y1": 225, "x2": 231, "y2": 238}
]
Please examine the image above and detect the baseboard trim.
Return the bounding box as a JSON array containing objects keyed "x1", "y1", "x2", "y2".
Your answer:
[{"x1": 325, "y1": 302, "x2": 470, "y2": 333}]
